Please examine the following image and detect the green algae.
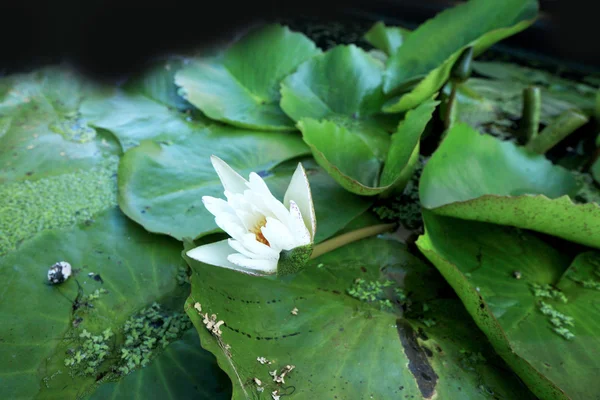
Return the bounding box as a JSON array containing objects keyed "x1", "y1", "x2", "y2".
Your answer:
[{"x1": 0, "y1": 157, "x2": 118, "y2": 256}]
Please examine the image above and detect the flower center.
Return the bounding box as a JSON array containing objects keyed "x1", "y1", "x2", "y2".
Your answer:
[{"x1": 251, "y1": 216, "x2": 270, "y2": 246}]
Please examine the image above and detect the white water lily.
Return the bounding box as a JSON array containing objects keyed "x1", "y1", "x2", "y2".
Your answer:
[{"x1": 186, "y1": 155, "x2": 316, "y2": 276}]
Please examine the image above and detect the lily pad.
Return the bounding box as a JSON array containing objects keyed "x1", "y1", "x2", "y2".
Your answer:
[
  {"x1": 89, "y1": 329, "x2": 231, "y2": 400},
  {"x1": 0, "y1": 66, "x2": 121, "y2": 256},
  {"x1": 383, "y1": 0, "x2": 538, "y2": 112},
  {"x1": 183, "y1": 235, "x2": 536, "y2": 400},
  {"x1": 80, "y1": 90, "x2": 206, "y2": 151},
  {"x1": 472, "y1": 61, "x2": 598, "y2": 115},
  {"x1": 417, "y1": 211, "x2": 600, "y2": 399},
  {"x1": 448, "y1": 76, "x2": 590, "y2": 142},
  {"x1": 118, "y1": 126, "x2": 365, "y2": 243},
  {"x1": 123, "y1": 57, "x2": 193, "y2": 111},
  {"x1": 280, "y1": 45, "x2": 392, "y2": 161},
  {"x1": 297, "y1": 99, "x2": 436, "y2": 195},
  {"x1": 420, "y1": 123, "x2": 600, "y2": 249},
  {"x1": 0, "y1": 66, "x2": 120, "y2": 183},
  {"x1": 281, "y1": 48, "x2": 437, "y2": 194},
  {"x1": 364, "y1": 22, "x2": 411, "y2": 56},
  {"x1": 0, "y1": 207, "x2": 209, "y2": 398},
  {"x1": 175, "y1": 24, "x2": 321, "y2": 130}
]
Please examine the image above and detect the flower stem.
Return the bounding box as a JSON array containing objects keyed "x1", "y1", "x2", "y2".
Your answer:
[{"x1": 310, "y1": 223, "x2": 397, "y2": 259}]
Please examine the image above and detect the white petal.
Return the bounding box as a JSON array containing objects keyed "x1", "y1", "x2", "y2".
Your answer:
[
  {"x1": 227, "y1": 253, "x2": 278, "y2": 274},
  {"x1": 210, "y1": 155, "x2": 248, "y2": 195},
  {"x1": 214, "y1": 215, "x2": 246, "y2": 242},
  {"x1": 284, "y1": 163, "x2": 316, "y2": 240},
  {"x1": 186, "y1": 239, "x2": 237, "y2": 269},
  {"x1": 261, "y1": 217, "x2": 297, "y2": 251},
  {"x1": 240, "y1": 233, "x2": 280, "y2": 258},
  {"x1": 287, "y1": 200, "x2": 312, "y2": 246},
  {"x1": 202, "y1": 196, "x2": 234, "y2": 217},
  {"x1": 228, "y1": 239, "x2": 259, "y2": 259},
  {"x1": 246, "y1": 172, "x2": 274, "y2": 197}
]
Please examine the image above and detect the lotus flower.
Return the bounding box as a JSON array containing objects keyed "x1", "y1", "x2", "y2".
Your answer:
[{"x1": 186, "y1": 156, "x2": 316, "y2": 276}]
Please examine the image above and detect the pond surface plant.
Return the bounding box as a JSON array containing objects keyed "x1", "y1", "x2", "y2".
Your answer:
[{"x1": 1, "y1": 0, "x2": 600, "y2": 399}]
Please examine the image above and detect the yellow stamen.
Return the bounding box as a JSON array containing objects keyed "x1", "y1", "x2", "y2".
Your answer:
[{"x1": 251, "y1": 217, "x2": 270, "y2": 246}]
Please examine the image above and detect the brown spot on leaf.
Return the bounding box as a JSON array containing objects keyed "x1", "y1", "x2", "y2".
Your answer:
[{"x1": 397, "y1": 320, "x2": 438, "y2": 398}]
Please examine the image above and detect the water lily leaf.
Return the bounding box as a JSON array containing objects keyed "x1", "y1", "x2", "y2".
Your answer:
[
  {"x1": 417, "y1": 211, "x2": 600, "y2": 400},
  {"x1": 0, "y1": 66, "x2": 120, "y2": 183},
  {"x1": 280, "y1": 46, "x2": 436, "y2": 195},
  {"x1": 383, "y1": 0, "x2": 538, "y2": 112},
  {"x1": 0, "y1": 67, "x2": 122, "y2": 256},
  {"x1": 281, "y1": 45, "x2": 393, "y2": 157},
  {"x1": 89, "y1": 329, "x2": 231, "y2": 400},
  {"x1": 184, "y1": 235, "x2": 536, "y2": 400},
  {"x1": 298, "y1": 99, "x2": 436, "y2": 195},
  {"x1": 122, "y1": 57, "x2": 193, "y2": 111},
  {"x1": 175, "y1": 24, "x2": 321, "y2": 130},
  {"x1": 0, "y1": 207, "x2": 216, "y2": 398},
  {"x1": 364, "y1": 22, "x2": 411, "y2": 56},
  {"x1": 118, "y1": 126, "x2": 363, "y2": 243},
  {"x1": 472, "y1": 61, "x2": 598, "y2": 115},
  {"x1": 448, "y1": 76, "x2": 589, "y2": 142},
  {"x1": 420, "y1": 123, "x2": 600, "y2": 249},
  {"x1": 80, "y1": 90, "x2": 206, "y2": 151}
]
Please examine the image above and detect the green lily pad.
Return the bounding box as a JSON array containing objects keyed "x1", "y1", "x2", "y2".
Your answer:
[
  {"x1": 383, "y1": 0, "x2": 538, "y2": 112},
  {"x1": 0, "y1": 66, "x2": 122, "y2": 256},
  {"x1": 364, "y1": 22, "x2": 411, "y2": 56},
  {"x1": 280, "y1": 46, "x2": 437, "y2": 194},
  {"x1": 89, "y1": 329, "x2": 231, "y2": 399},
  {"x1": 80, "y1": 90, "x2": 206, "y2": 151},
  {"x1": 123, "y1": 57, "x2": 193, "y2": 111},
  {"x1": 118, "y1": 129, "x2": 368, "y2": 243},
  {"x1": 0, "y1": 66, "x2": 120, "y2": 183},
  {"x1": 280, "y1": 45, "x2": 393, "y2": 161},
  {"x1": 297, "y1": 99, "x2": 436, "y2": 195},
  {"x1": 417, "y1": 211, "x2": 600, "y2": 399},
  {"x1": 0, "y1": 207, "x2": 211, "y2": 398},
  {"x1": 118, "y1": 125, "x2": 369, "y2": 243},
  {"x1": 420, "y1": 123, "x2": 600, "y2": 249},
  {"x1": 472, "y1": 61, "x2": 598, "y2": 115},
  {"x1": 448, "y1": 76, "x2": 590, "y2": 142},
  {"x1": 183, "y1": 235, "x2": 536, "y2": 399},
  {"x1": 175, "y1": 24, "x2": 321, "y2": 130}
]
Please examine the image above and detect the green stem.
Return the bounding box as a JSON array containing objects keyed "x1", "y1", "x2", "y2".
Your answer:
[
  {"x1": 310, "y1": 223, "x2": 397, "y2": 259},
  {"x1": 443, "y1": 83, "x2": 457, "y2": 131},
  {"x1": 519, "y1": 86, "x2": 541, "y2": 144},
  {"x1": 525, "y1": 109, "x2": 589, "y2": 154}
]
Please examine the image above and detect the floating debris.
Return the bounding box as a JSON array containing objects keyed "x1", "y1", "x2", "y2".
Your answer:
[
  {"x1": 202, "y1": 313, "x2": 224, "y2": 337},
  {"x1": 257, "y1": 356, "x2": 272, "y2": 365},
  {"x1": 513, "y1": 270, "x2": 522, "y2": 279},
  {"x1": 47, "y1": 261, "x2": 72, "y2": 284},
  {"x1": 270, "y1": 365, "x2": 295, "y2": 384},
  {"x1": 531, "y1": 283, "x2": 568, "y2": 303}
]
